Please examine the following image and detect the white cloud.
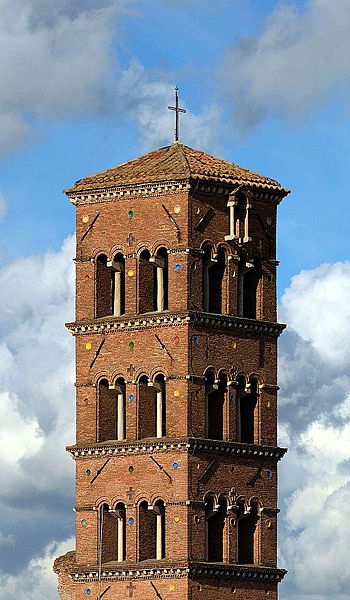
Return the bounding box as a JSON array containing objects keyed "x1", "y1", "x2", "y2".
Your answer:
[
  {"x1": 0, "y1": 236, "x2": 75, "y2": 589},
  {"x1": 116, "y1": 60, "x2": 223, "y2": 152},
  {"x1": 0, "y1": 0, "x2": 131, "y2": 154},
  {"x1": 223, "y1": 0, "x2": 350, "y2": 129},
  {"x1": 278, "y1": 261, "x2": 350, "y2": 599},
  {"x1": 281, "y1": 262, "x2": 350, "y2": 367},
  {"x1": 0, "y1": 392, "x2": 43, "y2": 464}
]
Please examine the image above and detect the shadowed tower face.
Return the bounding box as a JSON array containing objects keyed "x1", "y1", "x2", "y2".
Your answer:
[{"x1": 53, "y1": 142, "x2": 289, "y2": 600}]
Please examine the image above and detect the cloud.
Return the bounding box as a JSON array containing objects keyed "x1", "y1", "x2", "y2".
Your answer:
[
  {"x1": 0, "y1": 236, "x2": 75, "y2": 588},
  {"x1": 223, "y1": 0, "x2": 350, "y2": 129},
  {"x1": 0, "y1": 0, "x2": 132, "y2": 154},
  {"x1": 278, "y1": 261, "x2": 350, "y2": 599},
  {"x1": 0, "y1": 537, "x2": 74, "y2": 600},
  {"x1": 116, "y1": 60, "x2": 223, "y2": 152}
]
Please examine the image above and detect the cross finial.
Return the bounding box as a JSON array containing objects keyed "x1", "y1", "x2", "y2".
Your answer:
[{"x1": 168, "y1": 86, "x2": 186, "y2": 142}]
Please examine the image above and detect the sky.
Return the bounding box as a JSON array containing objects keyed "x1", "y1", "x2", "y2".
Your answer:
[{"x1": 0, "y1": 1, "x2": 350, "y2": 598}]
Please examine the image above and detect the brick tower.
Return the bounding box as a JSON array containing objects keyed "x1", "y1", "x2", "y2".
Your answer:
[{"x1": 54, "y1": 142, "x2": 289, "y2": 600}]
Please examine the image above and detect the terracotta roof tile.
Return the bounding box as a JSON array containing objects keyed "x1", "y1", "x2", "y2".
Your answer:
[{"x1": 65, "y1": 142, "x2": 286, "y2": 194}]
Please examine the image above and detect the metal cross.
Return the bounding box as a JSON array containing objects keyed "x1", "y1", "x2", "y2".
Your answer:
[
  {"x1": 126, "y1": 486, "x2": 135, "y2": 500},
  {"x1": 127, "y1": 581, "x2": 136, "y2": 598},
  {"x1": 168, "y1": 86, "x2": 186, "y2": 142}
]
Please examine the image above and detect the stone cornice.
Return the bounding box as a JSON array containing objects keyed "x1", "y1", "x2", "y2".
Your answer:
[
  {"x1": 66, "y1": 176, "x2": 286, "y2": 207},
  {"x1": 66, "y1": 437, "x2": 287, "y2": 461},
  {"x1": 66, "y1": 311, "x2": 286, "y2": 337},
  {"x1": 69, "y1": 561, "x2": 286, "y2": 582},
  {"x1": 67, "y1": 179, "x2": 191, "y2": 205}
]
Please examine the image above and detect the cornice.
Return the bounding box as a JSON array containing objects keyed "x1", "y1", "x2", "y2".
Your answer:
[
  {"x1": 69, "y1": 561, "x2": 286, "y2": 582},
  {"x1": 66, "y1": 437, "x2": 287, "y2": 461},
  {"x1": 191, "y1": 562, "x2": 287, "y2": 582},
  {"x1": 66, "y1": 311, "x2": 286, "y2": 337},
  {"x1": 66, "y1": 176, "x2": 286, "y2": 207},
  {"x1": 67, "y1": 179, "x2": 191, "y2": 206}
]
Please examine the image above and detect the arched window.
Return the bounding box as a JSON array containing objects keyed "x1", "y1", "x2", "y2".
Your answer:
[
  {"x1": 237, "y1": 502, "x2": 259, "y2": 565},
  {"x1": 151, "y1": 247, "x2": 168, "y2": 312},
  {"x1": 206, "y1": 496, "x2": 227, "y2": 562},
  {"x1": 98, "y1": 378, "x2": 126, "y2": 442},
  {"x1": 138, "y1": 375, "x2": 166, "y2": 439},
  {"x1": 206, "y1": 372, "x2": 225, "y2": 440},
  {"x1": 98, "y1": 379, "x2": 116, "y2": 442},
  {"x1": 237, "y1": 377, "x2": 258, "y2": 444},
  {"x1": 96, "y1": 254, "x2": 112, "y2": 318},
  {"x1": 111, "y1": 253, "x2": 125, "y2": 316},
  {"x1": 139, "y1": 500, "x2": 166, "y2": 561},
  {"x1": 202, "y1": 246, "x2": 226, "y2": 314},
  {"x1": 139, "y1": 250, "x2": 155, "y2": 314},
  {"x1": 237, "y1": 256, "x2": 262, "y2": 319},
  {"x1": 100, "y1": 503, "x2": 117, "y2": 563},
  {"x1": 115, "y1": 502, "x2": 126, "y2": 562}
]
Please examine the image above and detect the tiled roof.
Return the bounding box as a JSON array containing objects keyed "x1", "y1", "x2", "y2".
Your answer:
[{"x1": 65, "y1": 142, "x2": 287, "y2": 194}]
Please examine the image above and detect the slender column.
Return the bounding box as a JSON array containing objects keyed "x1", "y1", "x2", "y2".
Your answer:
[
  {"x1": 117, "y1": 512, "x2": 124, "y2": 561},
  {"x1": 155, "y1": 511, "x2": 163, "y2": 559},
  {"x1": 244, "y1": 203, "x2": 252, "y2": 242},
  {"x1": 113, "y1": 270, "x2": 122, "y2": 316},
  {"x1": 117, "y1": 392, "x2": 125, "y2": 440},
  {"x1": 225, "y1": 198, "x2": 237, "y2": 241},
  {"x1": 156, "y1": 389, "x2": 163, "y2": 438},
  {"x1": 156, "y1": 266, "x2": 164, "y2": 312}
]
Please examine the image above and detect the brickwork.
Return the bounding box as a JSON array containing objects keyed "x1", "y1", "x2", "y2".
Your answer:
[{"x1": 55, "y1": 143, "x2": 288, "y2": 599}]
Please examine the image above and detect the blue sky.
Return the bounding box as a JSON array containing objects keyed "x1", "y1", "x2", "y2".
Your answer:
[{"x1": 1, "y1": 1, "x2": 350, "y2": 599}]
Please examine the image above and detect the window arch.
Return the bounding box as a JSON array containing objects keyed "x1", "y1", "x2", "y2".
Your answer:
[
  {"x1": 236, "y1": 376, "x2": 258, "y2": 444},
  {"x1": 138, "y1": 250, "x2": 155, "y2": 314},
  {"x1": 206, "y1": 372, "x2": 226, "y2": 440},
  {"x1": 237, "y1": 501, "x2": 260, "y2": 565},
  {"x1": 97, "y1": 378, "x2": 126, "y2": 442},
  {"x1": 96, "y1": 254, "x2": 112, "y2": 318},
  {"x1": 138, "y1": 374, "x2": 166, "y2": 439},
  {"x1": 205, "y1": 496, "x2": 227, "y2": 562},
  {"x1": 139, "y1": 499, "x2": 166, "y2": 561},
  {"x1": 99, "y1": 503, "x2": 117, "y2": 563}
]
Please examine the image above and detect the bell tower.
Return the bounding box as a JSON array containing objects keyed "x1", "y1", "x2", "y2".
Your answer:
[{"x1": 54, "y1": 142, "x2": 289, "y2": 600}]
